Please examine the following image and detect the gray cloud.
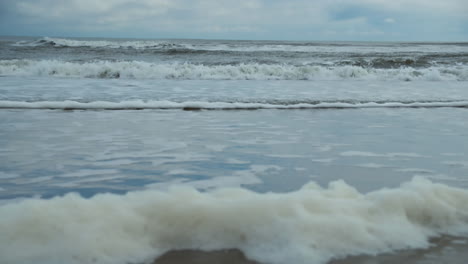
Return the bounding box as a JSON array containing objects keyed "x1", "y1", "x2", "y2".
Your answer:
[{"x1": 1, "y1": 0, "x2": 467, "y2": 40}]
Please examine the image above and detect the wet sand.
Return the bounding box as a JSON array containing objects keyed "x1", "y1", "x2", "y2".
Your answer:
[
  {"x1": 153, "y1": 236, "x2": 468, "y2": 264},
  {"x1": 154, "y1": 249, "x2": 260, "y2": 264},
  {"x1": 330, "y1": 236, "x2": 468, "y2": 264}
]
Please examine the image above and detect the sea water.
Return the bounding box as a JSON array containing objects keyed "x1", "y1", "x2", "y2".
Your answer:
[{"x1": 1, "y1": 37, "x2": 468, "y2": 264}]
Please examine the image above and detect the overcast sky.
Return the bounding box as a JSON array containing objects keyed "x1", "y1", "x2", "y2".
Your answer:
[{"x1": 0, "y1": 0, "x2": 467, "y2": 41}]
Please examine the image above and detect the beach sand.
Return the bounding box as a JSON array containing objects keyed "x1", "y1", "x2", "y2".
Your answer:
[
  {"x1": 153, "y1": 236, "x2": 468, "y2": 264},
  {"x1": 154, "y1": 249, "x2": 259, "y2": 264}
]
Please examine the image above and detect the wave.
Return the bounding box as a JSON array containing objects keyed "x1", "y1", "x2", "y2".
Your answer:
[
  {"x1": 13, "y1": 37, "x2": 187, "y2": 50},
  {"x1": 13, "y1": 38, "x2": 468, "y2": 54},
  {"x1": 12, "y1": 37, "x2": 245, "y2": 53},
  {"x1": 1, "y1": 100, "x2": 467, "y2": 110},
  {"x1": 339, "y1": 57, "x2": 434, "y2": 69},
  {"x1": 1, "y1": 59, "x2": 467, "y2": 81},
  {"x1": 1, "y1": 177, "x2": 468, "y2": 264}
]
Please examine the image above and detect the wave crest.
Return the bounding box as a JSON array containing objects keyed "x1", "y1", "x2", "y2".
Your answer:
[
  {"x1": 1, "y1": 59, "x2": 467, "y2": 81},
  {"x1": 13, "y1": 37, "x2": 185, "y2": 50},
  {"x1": 1, "y1": 177, "x2": 468, "y2": 264},
  {"x1": 13, "y1": 38, "x2": 468, "y2": 54}
]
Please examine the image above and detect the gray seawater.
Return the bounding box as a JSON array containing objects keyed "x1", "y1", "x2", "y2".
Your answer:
[{"x1": 1, "y1": 37, "x2": 468, "y2": 264}]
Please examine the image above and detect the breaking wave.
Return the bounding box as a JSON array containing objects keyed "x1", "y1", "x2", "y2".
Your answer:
[
  {"x1": 13, "y1": 37, "x2": 186, "y2": 50},
  {"x1": 1, "y1": 177, "x2": 468, "y2": 264},
  {"x1": 1, "y1": 59, "x2": 467, "y2": 81},
  {"x1": 1, "y1": 100, "x2": 467, "y2": 110},
  {"x1": 13, "y1": 38, "x2": 468, "y2": 54}
]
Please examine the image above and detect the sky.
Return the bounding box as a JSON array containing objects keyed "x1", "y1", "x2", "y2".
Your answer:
[{"x1": 0, "y1": 0, "x2": 467, "y2": 41}]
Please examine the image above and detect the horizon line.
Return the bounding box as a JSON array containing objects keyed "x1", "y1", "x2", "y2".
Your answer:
[{"x1": 1, "y1": 34, "x2": 468, "y2": 44}]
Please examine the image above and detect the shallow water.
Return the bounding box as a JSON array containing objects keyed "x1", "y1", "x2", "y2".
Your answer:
[
  {"x1": 1, "y1": 107, "x2": 468, "y2": 198},
  {"x1": 1, "y1": 37, "x2": 467, "y2": 264}
]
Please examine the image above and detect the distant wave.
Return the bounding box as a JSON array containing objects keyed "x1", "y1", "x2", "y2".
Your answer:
[
  {"x1": 13, "y1": 37, "x2": 187, "y2": 50},
  {"x1": 1, "y1": 59, "x2": 467, "y2": 81},
  {"x1": 12, "y1": 37, "x2": 261, "y2": 52},
  {"x1": 1, "y1": 100, "x2": 467, "y2": 110},
  {"x1": 1, "y1": 177, "x2": 468, "y2": 264},
  {"x1": 13, "y1": 37, "x2": 468, "y2": 54}
]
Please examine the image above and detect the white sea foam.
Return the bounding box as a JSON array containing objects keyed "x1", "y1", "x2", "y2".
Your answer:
[
  {"x1": 340, "y1": 151, "x2": 427, "y2": 158},
  {"x1": 311, "y1": 158, "x2": 335, "y2": 163},
  {"x1": 166, "y1": 169, "x2": 196, "y2": 176},
  {"x1": 59, "y1": 169, "x2": 121, "y2": 178},
  {"x1": 1, "y1": 59, "x2": 467, "y2": 81},
  {"x1": 1, "y1": 177, "x2": 468, "y2": 264},
  {"x1": 146, "y1": 171, "x2": 262, "y2": 191},
  {"x1": 357, "y1": 163, "x2": 387, "y2": 168},
  {"x1": 1, "y1": 100, "x2": 468, "y2": 110},
  {"x1": 225, "y1": 158, "x2": 250, "y2": 164},
  {"x1": 340, "y1": 151, "x2": 384, "y2": 157}
]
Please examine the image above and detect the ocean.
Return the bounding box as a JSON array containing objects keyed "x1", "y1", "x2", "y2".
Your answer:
[{"x1": 1, "y1": 36, "x2": 468, "y2": 264}]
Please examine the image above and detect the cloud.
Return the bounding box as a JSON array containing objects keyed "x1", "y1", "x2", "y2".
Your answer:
[
  {"x1": 16, "y1": 0, "x2": 172, "y2": 24},
  {"x1": 1, "y1": 0, "x2": 467, "y2": 40}
]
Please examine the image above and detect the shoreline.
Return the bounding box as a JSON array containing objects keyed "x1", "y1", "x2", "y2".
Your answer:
[{"x1": 153, "y1": 236, "x2": 468, "y2": 264}]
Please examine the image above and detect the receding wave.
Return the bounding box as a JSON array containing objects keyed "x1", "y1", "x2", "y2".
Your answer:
[
  {"x1": 1, "y1": 59, "x2": 467, "y2": 81},
  {"x1": 1, "y1": 177, "x2": 468, "y2": 264},
  {"x1": 1, "y1": 100, "x2": 467, "y2": 110}
]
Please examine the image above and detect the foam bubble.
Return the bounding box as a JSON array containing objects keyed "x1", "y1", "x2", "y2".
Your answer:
[
  {"x1": 1, "y1": 59, "x2": 467, "y2": 81},
  {"x1": 1, "y1": 177, "x2": 468, "y2": 264}
]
